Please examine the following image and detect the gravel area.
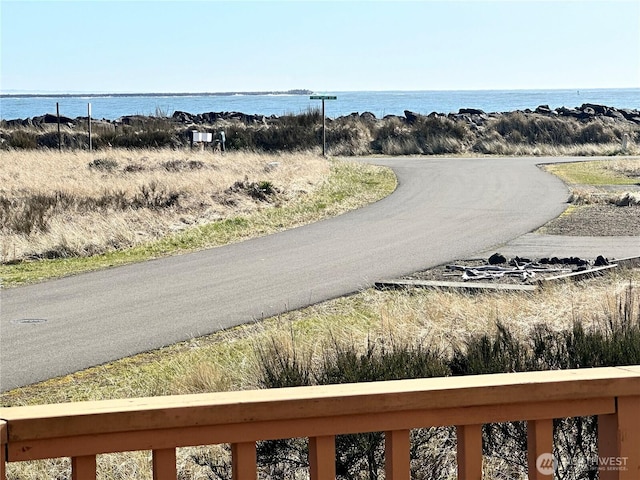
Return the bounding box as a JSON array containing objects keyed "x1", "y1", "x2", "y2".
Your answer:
[{"x1": 537, "y1": 204, "x2": 640, "y2": 236}]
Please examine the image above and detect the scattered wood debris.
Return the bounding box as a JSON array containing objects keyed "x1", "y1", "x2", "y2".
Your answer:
[
  {"x1": 444, "y1": 253, "x2": 613, "y2": 284},
  {"x1": 374, "y1": 253, "x2": 633, "y2": 292}
]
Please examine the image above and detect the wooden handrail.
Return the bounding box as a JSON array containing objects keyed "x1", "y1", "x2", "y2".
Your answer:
[{"x1": 1, "y1": 366, "x2": 639, "y2": 479}]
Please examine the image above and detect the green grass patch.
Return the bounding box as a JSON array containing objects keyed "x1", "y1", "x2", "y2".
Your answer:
[
  {"x1": 0, "y1": 161, "x2": 396, "y2": 287},
  {"x1": 544, "y1": 160, "x2": 639, "y2": 185}
]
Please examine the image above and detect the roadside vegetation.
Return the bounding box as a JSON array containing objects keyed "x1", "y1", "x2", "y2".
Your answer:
[{"x1": 2, "y1": 107, "x2": 639, "y2": 156}]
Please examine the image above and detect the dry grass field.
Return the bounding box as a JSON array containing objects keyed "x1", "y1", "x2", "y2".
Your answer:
[{"x1": 0, "y1": 149, "x2": 330, "y2": 263}]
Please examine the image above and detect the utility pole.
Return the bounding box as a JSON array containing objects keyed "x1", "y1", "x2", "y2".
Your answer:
[
  {"x1": 88, "y1": 103, "x2": 92, "y2": 151},
  {"x1": 56, "y1": 102, "x2": 62, "y2": 152}
]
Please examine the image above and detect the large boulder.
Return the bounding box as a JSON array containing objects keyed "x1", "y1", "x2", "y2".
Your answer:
[
  {"x1": 459, "y1": 108, "x2": 486, "y2": 115},
  {"x1": 557, "y1": 106, "x2": 582, "y2": 119},
  {"x1": 580, "y1": 103, "x2": 608, "y2": 115},
  {"x1": 40, "y1": 113, "x2": 74, "y2": 123},
  {"x1": 173, "y1": 111, "x2": 195, "y2": 123},
  {"x1": 619, "y1": 109, "x2": 640, "y2": 121},
  {"x1": 535, "y1": 105, "x2": 552, "y2": 114},
  {"x1": 605, "y1": 109, "x2": 626, "y2": 121},
  {"x1": 404, "y1": 110, "x2": 421, "y2": 124}
]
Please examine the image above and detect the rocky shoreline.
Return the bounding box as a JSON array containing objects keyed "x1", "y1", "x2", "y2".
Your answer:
[
  {"x1": 3, "y1": 102, "x2": 640, "y2": 129},
  {"x1": 3, "y1": 101, "x2": 639, "y2": 155}
]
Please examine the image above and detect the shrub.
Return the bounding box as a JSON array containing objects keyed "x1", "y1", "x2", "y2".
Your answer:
[
  {"x1": 88, "y1": 158, "x2": 119, "y2": 171},
  {"x1": 245, "y1": 286, "x2": 640, "y2": 480},
  {"x1": 490, "y1": 113, "x2": 576, "y2": 145},
  {"x1": 132, "y1": 182, "x2": 180, "y2": 209},
  {"x1": 6, "y1": 130, "x2": 38, "y2": 149},
  {"x1": 226, "y1": 179, "x2": 280, "y2": 202},
  {"x1": 0, "y1": 192, "x2": 75, "y2": 235},
  {"x1": 576, "y1": 122, "x2": 616, "y2": 144},
  {"x1": 255, "y1": 336, "x2": 452, "y2": 479},
  {"x1": 371, "y1": 118, "x2": 414, "y2": 155},
  {"x1": 162, "y1": 159, "x2": 205, "y2": 171},
  {"x1": 413, "y1": 116, "x2": 470, "y2": 154}
]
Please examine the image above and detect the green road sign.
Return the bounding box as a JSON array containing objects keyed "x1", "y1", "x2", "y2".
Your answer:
[{"x1": 310, "y1": 95, "x2": 337, "y2": 100}]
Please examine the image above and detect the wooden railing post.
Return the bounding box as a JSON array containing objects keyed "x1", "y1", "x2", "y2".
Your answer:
[
  {"x1": 0, "y1": 420, "x2": 6, "y2": 480},
  {"x1": 152, "y1": 448, "x2": 177, "y2": 480},
  {"x1": 309, "y1": 435, "x2": 336, "y2": 480},
  {"x1": 456, "y1": 424, "x2": 482, "y2": 480},
  {"x1": 71, "y1": 455, "x2": 97, "y2": 480},
  {"x1": 598, "y1": 396, "x2": 640, "y2": 480},
  {"x1": 231, "y1": 442, "x2": 257, "y2": 480},
  {"x1": 385, "y1": 429, "x2": 410, "y2": 480},
  {"x1": 527, "y1": 419, "x2": 554, "y2": 479}
]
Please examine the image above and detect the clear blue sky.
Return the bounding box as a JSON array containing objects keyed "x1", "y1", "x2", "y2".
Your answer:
[{"x1": 1, "y1": 0, "x2": 639, "y2": 93}]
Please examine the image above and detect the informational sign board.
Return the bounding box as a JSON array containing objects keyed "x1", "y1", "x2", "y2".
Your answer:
[{"x1": 192, "y1": 132, "x2": 213, "y2": 143}]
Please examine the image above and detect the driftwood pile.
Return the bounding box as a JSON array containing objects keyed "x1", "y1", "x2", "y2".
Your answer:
[{"x1": 446, "y1": 253, "x2": 612, "y2": 283}]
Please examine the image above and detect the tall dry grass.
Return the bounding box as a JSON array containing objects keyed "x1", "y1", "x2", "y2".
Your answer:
[
  {"x1": 604, "y1": 157, "x2": 640, "y2": 177},
  {"x1": 557, "y1": 158, "x2": 640, "y2": 206},
  {"x1": 0, "y1": 149, "x2": 329, "y2": 262}
]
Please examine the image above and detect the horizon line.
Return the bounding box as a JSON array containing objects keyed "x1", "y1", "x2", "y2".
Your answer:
[{"x1": 2, "y1": 87, "x2": 639, "y2": 98}]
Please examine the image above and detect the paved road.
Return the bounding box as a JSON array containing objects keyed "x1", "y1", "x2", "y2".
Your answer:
[{"x1": 0, "y1": 156, "x2": 635, "y2": 391}]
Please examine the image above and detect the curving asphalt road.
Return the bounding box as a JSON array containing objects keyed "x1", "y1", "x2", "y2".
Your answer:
[{"x1": 0, "y1": 156, "x2": 636, "y2": 391}]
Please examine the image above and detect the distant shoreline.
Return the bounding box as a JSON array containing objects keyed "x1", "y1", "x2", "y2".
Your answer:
[{"x1": 0, "y1": 89, "x2": 313, "y2": 99}]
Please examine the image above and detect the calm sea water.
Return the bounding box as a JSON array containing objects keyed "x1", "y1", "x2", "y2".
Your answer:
[{"x1": 1, "y1": 89, "x2": 638, "y2": 121}]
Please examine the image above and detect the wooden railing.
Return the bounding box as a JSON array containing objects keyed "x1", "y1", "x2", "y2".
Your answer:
[{"x1": 1, "y1": 366, "x2": 639, "y2": 480}]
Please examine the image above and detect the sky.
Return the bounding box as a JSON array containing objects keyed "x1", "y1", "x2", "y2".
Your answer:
[{"x1": 1, "y1": 0, "x2": 639, "y2": 94}]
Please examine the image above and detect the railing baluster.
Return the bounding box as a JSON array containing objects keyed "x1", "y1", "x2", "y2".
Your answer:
[
  {"x1": 231, "y1": 442, "x2": 256, "y2": 480},
  {"x1": 152, "y1": 448, "x2": 177, "y2": 480},
  {"x1": 599, "y1": 411, "x2": 618, "y2": 480},
  {"x1": 527, "y1": 419, "x2": 554, "y2": 480},
  {"x1": 1, "y1": 420, "x2": 6, "y2": 480},
  {"x1": 385, "y1": 429, "x2": 410, "y2": 480},
  {"x1": 456, "y1": 424, "x2": 482, "y2": 480},
  {"x1": 71, "y1": 455, "x2": 96, "y2": 480},
  {"x1": 309, "y1": 435, "x2": 336, "y2": 480},
  {"x1": 598, "y1": 395, "x2": 640, "y2": 480}
]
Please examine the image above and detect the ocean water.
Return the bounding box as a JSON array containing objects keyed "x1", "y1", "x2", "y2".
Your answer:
[{"x1": 1, "y1": 88, "x2": 638, "y2": 121}]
